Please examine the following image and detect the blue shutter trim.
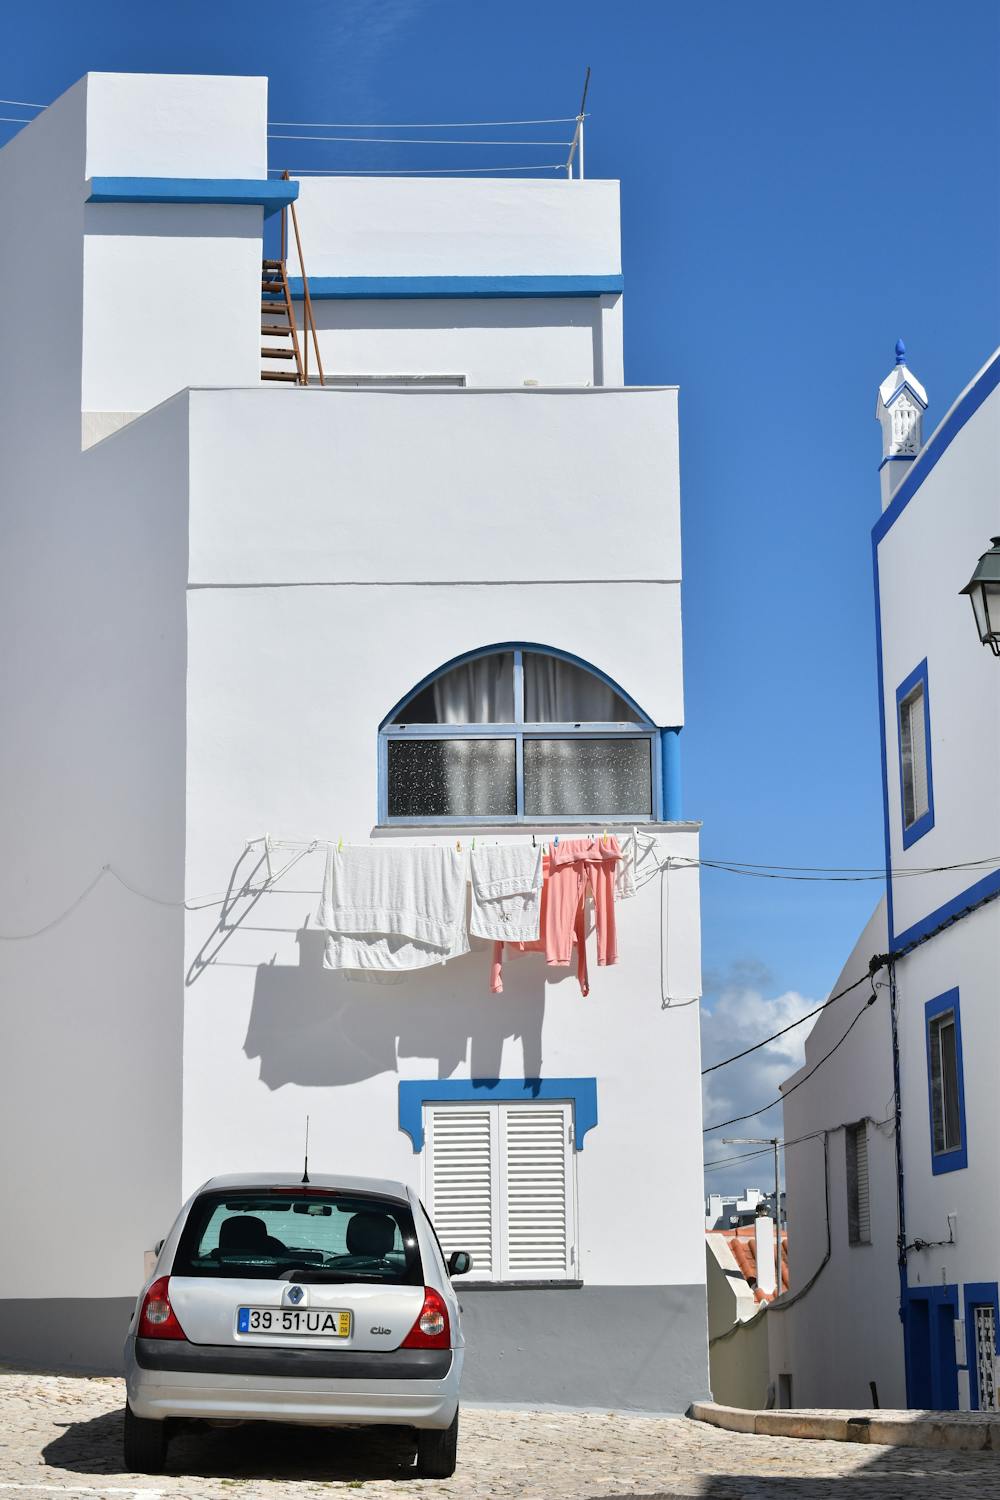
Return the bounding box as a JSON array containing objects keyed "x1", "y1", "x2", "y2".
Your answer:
[{"x1": 398, "y1": 1078, "x2": 598, "y2": 1153}]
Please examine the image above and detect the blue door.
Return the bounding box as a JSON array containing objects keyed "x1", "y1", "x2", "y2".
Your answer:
[{"x1": 905, "y1": 1286, "x2": 959, "y2": 1409}]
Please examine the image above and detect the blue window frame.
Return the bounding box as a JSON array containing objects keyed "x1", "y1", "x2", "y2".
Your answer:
[
  {"x1": 896, "y1": 659, "x2": 934, "y2": 848},
  {"x1": 378, "y1": 643, "x2": 664, "y2": 825},
  {"x1": 924, "y1": 989, "x2": 968, "y2": 1175}
]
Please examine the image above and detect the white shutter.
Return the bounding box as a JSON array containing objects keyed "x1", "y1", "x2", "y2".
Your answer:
[
  {"x1": 499, "y1": 1102, "x2": 574, "y2": 1279},
  {"x1": 425, "y1": 1105, "x2": 496, "y2": 1277}
]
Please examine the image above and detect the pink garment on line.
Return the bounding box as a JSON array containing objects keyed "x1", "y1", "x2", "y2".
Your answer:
[{"x1": 490, "y1": 837, "x2": 621, "y2": 997}]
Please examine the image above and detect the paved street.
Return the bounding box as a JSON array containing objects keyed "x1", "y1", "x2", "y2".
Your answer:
[{"x1": 1, "y1": 1373, "x2": 999, "y2": 1499}]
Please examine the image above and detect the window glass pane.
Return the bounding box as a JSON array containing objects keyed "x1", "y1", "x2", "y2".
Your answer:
[
  {"x1": 930, "y1": 1012, "x2": 961, "y2": 1154},
  {"x1": 523, "y1": 738, "x2": 651, "y2": 816},
  {"x1": 900, "y1": 685, "x2": 928, "y2": 827},
  {"x1": 173, "y1": 1191, "x2": 423, "y2": 1285},
  {"x1": 388, "y1": 738, "x2": 516, "y2": 818},
  {"x1": 392, "y1": 654, "x2": 514, "y2": 724},
  {"x1": 524, "y1": 652, "x2": 640, "y2": 723},
  {"x1": 939, "y1": 1017, "x2": 961, "y2": 1150}
]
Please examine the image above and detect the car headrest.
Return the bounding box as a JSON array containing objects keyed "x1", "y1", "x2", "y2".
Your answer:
[
  {"x1": 219, "y1": 1214, "x2": 269, "y2": 1250},
  {"x1": 345, "y1": 1211, "x2": 396, "y2": 1259}
]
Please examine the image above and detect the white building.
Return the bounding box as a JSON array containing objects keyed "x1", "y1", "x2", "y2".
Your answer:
[
  {"x1": 773, "y1": 342, "x2": 1000, "y2": 1412},
  {"x1": 0, "y1": 72, "x2": 710, "y2": 1412}
]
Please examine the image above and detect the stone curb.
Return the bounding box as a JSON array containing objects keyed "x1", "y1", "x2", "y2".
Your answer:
[{"x1": 688, "y1": 1401, "x2": 1000, "y2": 1452}]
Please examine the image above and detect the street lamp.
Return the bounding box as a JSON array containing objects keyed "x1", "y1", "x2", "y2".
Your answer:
[
  {"x1": 722, "y1": 1135, "x2": 783, "y2": 1298},
  {"x1": 960, "y1": 537, "x2": 1000, "y2": 655}
]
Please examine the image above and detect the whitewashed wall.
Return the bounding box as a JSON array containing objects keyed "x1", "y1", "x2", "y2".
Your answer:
[
  {"x1": 773, "y1": 900, "x2": 906, "y2": 1407},
  {"x1": 878, "y1": 376, "x2": 1000, "y2": 938},
  {"x1": 288, "y1": 178, "x2": 621, "y2": 278}
]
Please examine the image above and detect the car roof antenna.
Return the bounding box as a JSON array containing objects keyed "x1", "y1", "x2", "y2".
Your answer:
[{"x1": 301, "y1": 1114, "x2": 310, "y2": 1185}]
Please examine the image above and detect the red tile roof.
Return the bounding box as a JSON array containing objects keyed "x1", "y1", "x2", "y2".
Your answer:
[{"x1": 707, "y1": 1225, "x2": 789, "y2": 1303}]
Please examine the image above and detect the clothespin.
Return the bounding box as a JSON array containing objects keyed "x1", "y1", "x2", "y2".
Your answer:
[
  {"x1": 531, "y1": 832, "x2": 537, "y2": 848},
  {"x1": 456, "y1": 838, "x2": 462, "y2": 852},
  {"x1": 337, "y1": 836, "x2": 343, "y2": 853},
  {"x1": 472, "y1": 837, "x2": 477, "y2": 851},
  {"x1": 554, "y1": 835, "x2": 559, "y2": 848},
  {"x1": 602, "y1": 828, "x2": 608, "y2": 846}
]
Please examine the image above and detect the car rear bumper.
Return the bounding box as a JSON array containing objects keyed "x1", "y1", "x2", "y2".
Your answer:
[{"x1": 124, "y1": 1337, "x2": 461, "y2": 1429}]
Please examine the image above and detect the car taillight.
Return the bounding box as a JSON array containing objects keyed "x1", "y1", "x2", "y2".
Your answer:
[
  {"x1": 137, "y1": 1276, "x2": 187, "y2": 1340},
  {"x1": 401, "y1": 1287, "x2": 450, "y2": 1349}
]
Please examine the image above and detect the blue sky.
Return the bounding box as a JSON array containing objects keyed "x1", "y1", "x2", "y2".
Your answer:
[{"x1": 4, "y1": 1, "x2": 998, "y2": 1193}]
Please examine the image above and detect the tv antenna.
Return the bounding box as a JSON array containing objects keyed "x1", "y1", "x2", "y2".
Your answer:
[{"x1": 302, "y1": 1114, "x2": 311, "y2": 1185}]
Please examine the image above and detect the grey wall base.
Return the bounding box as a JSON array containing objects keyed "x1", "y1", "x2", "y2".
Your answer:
[
  {"x1": 0, "y1": 1298, "x2": 135, "y2": 1375},
  {"x1": 0, "y1": 1285, "x2": 711, "y2": 1412},
  {"x1": 458, "y1": 1284, "x2": 710, "y2": 1412}
]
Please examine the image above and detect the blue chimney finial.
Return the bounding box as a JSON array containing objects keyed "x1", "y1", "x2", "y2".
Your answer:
[{"x1": 895, "y1": 338, "x2": 906, "y2": 365}]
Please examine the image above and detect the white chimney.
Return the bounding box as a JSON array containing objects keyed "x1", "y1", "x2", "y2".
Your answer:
[
  {"x1": 876, "y1": 339, "x2": 928, "y2": 511},
  {"x1": 754, "y1": 1205, "x2": 776, "y2": 1298}
]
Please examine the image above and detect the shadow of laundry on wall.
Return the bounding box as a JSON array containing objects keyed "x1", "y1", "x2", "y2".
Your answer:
[{"x1": 244, "y1": 926, "x2": 548, "y2": 1090}]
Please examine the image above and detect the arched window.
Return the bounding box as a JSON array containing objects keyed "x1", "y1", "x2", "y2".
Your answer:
[{"x1": 379, "y1": 644, "x2": 661, "y2": 824}]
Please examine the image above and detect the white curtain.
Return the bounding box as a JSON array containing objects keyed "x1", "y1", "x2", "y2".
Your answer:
[
  {"x1": 433, "y1": 654, "x2": 515, "y2": 724},
  {"x1": 524, "y1": 654, "x2": 634, "y2": 723}
]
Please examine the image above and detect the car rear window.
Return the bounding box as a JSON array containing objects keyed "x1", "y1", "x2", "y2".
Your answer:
[{"x1": 172, "y1": 1190, "x2": 423, "y2": 1285}]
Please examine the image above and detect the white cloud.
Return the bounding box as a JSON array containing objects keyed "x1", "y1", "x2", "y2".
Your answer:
[{"x1": 701, "y1": 965, "x2": 818, "y2": 1198}]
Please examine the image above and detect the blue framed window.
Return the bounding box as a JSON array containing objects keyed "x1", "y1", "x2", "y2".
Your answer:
[
  {"x1": 925, "y1": 989, "x2": 967, "y2": 1174},
  {"x1": 378, "y1": 643, "x2": 662, "y2": 824},
  {"x1": 896, "y1": 659, "x2": 934, "y2": 848}
]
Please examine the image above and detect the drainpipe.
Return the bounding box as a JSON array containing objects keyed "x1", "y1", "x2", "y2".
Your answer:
[{"x1": 887, "y1": 956, "x2": 910, "y2": 1397}]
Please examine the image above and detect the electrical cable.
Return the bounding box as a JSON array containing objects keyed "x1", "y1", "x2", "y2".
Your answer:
[
  {"x1": 0, "y1": 96, "x2": 46, "y2": 109},
  {"x1": 701, "y1": 972, "x2": 869, "y2": 1075},
  {"x1": 269, "y1": 164, "x2": 565, "y2": 176},
  {"x1": 267, "y1": 133, "x2": 572, "y2": 145},
  {"x1": 267, "y1": 115, "x2": 586, "y2": 129},
  {"x1": 702, "y1": 985, "x2": 882, "y2": 1134}
]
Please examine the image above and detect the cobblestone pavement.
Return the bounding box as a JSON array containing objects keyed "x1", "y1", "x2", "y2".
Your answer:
[{"x1": 1, "y1": 1373, "x2": 999, "y2": 1500}]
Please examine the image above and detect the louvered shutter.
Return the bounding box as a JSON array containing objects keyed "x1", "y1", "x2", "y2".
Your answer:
[
  {"x1": 425, "y1": 1104, "x2": 496, "y2": 1278},
  {"x1": 846, "y1": 1121, "x2": 871, "y2": 1246},
  {"x1": 499, "y1": 1102, "x2": 574, "y2": 1279}
]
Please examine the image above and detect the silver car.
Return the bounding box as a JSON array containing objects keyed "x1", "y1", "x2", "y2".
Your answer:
[{"x1": 123, "y1": 1172, "x2": 469, "y2": 1477}]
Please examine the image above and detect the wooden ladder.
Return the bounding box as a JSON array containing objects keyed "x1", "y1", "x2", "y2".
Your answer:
[
  {"x1": 260, "y1": 175, "x2": 325, "y2": 386},
  {"x1": 260, "y1": 257, "x2": 303, "y2": 383}
]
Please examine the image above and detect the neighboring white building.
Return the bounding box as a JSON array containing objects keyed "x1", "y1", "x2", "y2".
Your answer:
[
  {"x1": 0, "y1": 72, "x2": 710, "y2": 1411},
  {"x1": 774, "y1": 343, "x2": 1000, "y2": 1412}
]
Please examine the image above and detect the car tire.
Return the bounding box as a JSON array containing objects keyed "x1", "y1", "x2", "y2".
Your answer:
[
  {"x1": 123, "y1": 1402, "x2": 168, "y2": 1473},
  {"x1": 415, "y1": 1409, "x2": 458, "y2": 1478}
]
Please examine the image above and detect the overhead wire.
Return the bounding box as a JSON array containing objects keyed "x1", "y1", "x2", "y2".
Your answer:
[
  {"x1": 267, "y1": 115, "x2": 587, "y2": 128},
  {"x1": 701, "y1": 971, "x2": 870, "y2": 1075},
  {"x1": 267, "y1": 133, "x2": 572, "y2": 145},
  {"x1": 0, "y1": 96, "x2": 46, "y2": 109}
]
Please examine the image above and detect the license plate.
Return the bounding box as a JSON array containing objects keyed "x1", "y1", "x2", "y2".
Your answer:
[{"x1": 237, "y1": 1306, "x2": 351, "y2": 1337}]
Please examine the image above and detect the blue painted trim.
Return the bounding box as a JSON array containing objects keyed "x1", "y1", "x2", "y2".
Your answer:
[
  {"x1": 380, "y1": 642, "x2": 654, "y2": 730},
  {"x1": 893, "y1": 865, "x2": 1000, "y2": 953},
  {"x1": 964, "y1": 1282, "x2": 1000, "y2": 1409},
  {"x1": 873, "y1": 349, "x2": 1000, "y2": 545},
  {"x1": 86, "y1": 176, "x2": 297, "y2": 219},
  {"x1": 878, "y1": 455, "x2": 915, "y2": 471},
  {"x1": 896, "y1": 659, "x2": 935, "y2": 849},
  {"x1": 661, "y1": 728, "x2": 682, "y2": 820},
  {"x1": 872, "y1": 535, "x2": 896, "y2": 945},
  {"x1": 398, "y1": 1078, "x2": 598, "y2": 1153},
  {"x1": 285, "y1": 274, "x2": 623, "y2": 301},
  {"x1": 378, "y1": 641, "x2": 662, "y2": 824},
  {"x1": 924, "y1": 989, "x2": 968, "y2": 1175},
  {"x1": 904, "y1": 1283, "x2": 959, "y2": 1409}
]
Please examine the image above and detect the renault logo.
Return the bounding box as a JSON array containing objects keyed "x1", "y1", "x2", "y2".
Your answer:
[{"x1": 288, "y1": 1285, "x2": 304, "y2": 1305}]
